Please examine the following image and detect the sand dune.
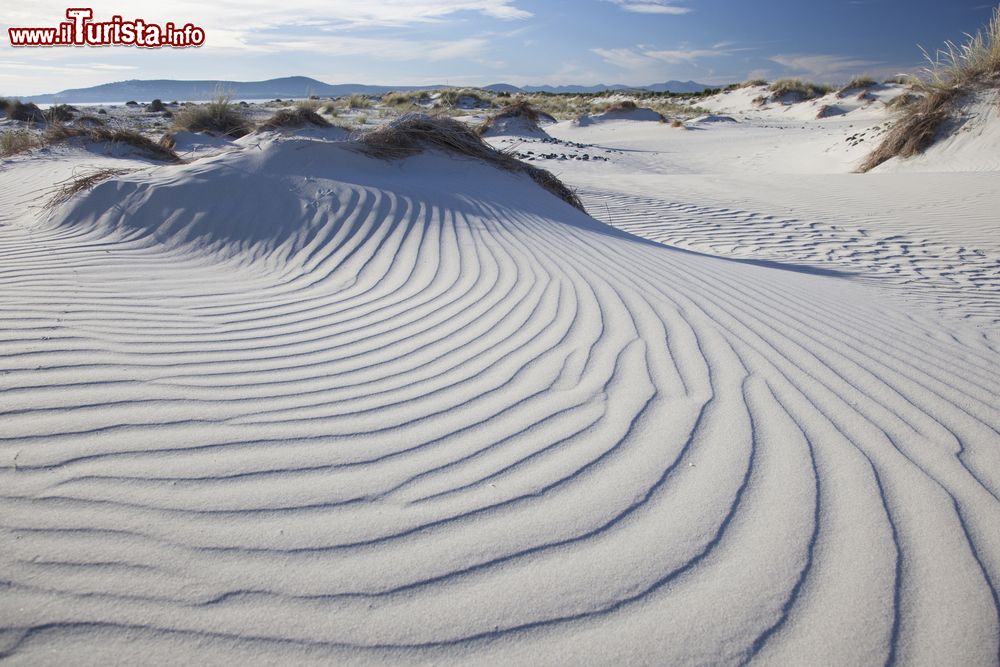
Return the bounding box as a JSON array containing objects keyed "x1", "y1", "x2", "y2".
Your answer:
[{"x1": 1, "y1": 130, "x2": 999, "y2": 664}]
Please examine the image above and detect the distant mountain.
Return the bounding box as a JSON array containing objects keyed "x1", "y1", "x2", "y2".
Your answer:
[
  {"x1": 19, "y1": 76, "x2": 718, "y2": 104},
  {"x1": 20, "y1": 77, "x2": 447, "y2": 104},
  {"x1": 645, "y1": 80, "x2": 716, "y2": 93},
  {"x1": 482, "y1": 83, "x2": 523, "y2": 94}
]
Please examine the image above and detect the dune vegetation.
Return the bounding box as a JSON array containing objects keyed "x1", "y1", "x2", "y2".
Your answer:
[
  {"x1": 171, "y1": 91, "x2": 253, "y2": 138},
  {"x1": 45, "y1": 125, "x2": 181, "y2": 162},
  {"x1": 0, "y1": 128, "x2": 42, "y2": 157},
  {"x1": 358, "y1": 113, "x2": 584, "y2": 211},
  {"x1": 768, "y1": 79, "x2": 834, "y2": 102},
  {"x1": 860, "y1": 4, "x2": 1000, "y2": 171},
  {"x1": 258, "y1": 107, "x2": 333, "y2": 131}
]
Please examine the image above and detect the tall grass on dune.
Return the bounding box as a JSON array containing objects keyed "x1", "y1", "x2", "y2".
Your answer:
[
  {"x1": 860, "y1": 4, "x2": 1000, "y2": 172},
  {"x1": 171, "y1": 90, "x2": 252, "y2": 138},
  {"x1": 919, "y1": 5, "x2": 1000, "y2": 88},
  {"x1": 0, "y1": 129, "x2": 42, "y2": 157}
]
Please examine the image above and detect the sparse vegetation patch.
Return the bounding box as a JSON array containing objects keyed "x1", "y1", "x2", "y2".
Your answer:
[
  {"x1": 171, "y1": 92, "x2": 252, "y2": 138},
  {"x1": 357, "y1": 113, "x2": 584, "y2": 212},
  {"x1": 768, "y1": 79, "x2": 833, "y2": 102},
  {"x1": 46, "y1": 125, "x2": 181, "y2": 162},
  {"x1": 0, "y1": 129, "x2": 42, "y2": 157},
  {"x1": 258, "y1": 107, "x2": 333, "y2": 130}
]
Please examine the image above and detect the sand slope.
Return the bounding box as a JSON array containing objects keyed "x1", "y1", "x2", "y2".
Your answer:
[{"x1": 1, "y1": 135, "x2": 999, "y2": 665}]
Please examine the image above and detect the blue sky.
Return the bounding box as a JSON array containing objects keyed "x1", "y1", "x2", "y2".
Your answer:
[{"x1": 1, "y1": 0, "x2": 997, "y2": 95}]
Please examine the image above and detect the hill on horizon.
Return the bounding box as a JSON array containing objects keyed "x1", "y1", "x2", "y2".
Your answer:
[{"x1": 18, "y1": 76, "x2": 717, "y2": 104}]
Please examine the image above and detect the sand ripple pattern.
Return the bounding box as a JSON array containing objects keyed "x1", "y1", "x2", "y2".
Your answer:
[
  {"x1": 1, "y1": 140, "x2": 999, "y2": 665},
  {"x1": 582, "y1": 188, "x2": 1000, "y2": 331}
]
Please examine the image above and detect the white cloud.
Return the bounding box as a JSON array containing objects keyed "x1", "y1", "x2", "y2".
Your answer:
[
  {"x1": 768, "y1": 53, "x2": 886, "y2": 81},
  {"x1": 263, "y1": 36, "x2": 489, "y2": 61},
  {"x1": 605, "y1": 0, "x2": 691, "y2": 15},
  {"x1": 593, "y1": 44, "x2": 731, "y2": 68}
]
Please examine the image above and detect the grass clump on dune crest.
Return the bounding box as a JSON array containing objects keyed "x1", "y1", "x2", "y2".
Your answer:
[
  {"x1": 477, "y1": 100, "x2": 552, "y2": 135},
  {"x1": 860, "y1": 4, "x2": 1000, "y2": 171},
  {"x1": 171, "y1": 91, "x2": 252, "y2": 138},
  {"x1": 838, "y1": 76, "x2": 876, "y2": 95},
  {"x1": 0, "y1": 129, "x2": 42, "y2": 157},
  {"x1": 258, "y1": 107, "x2": 332, "y2": 131},
  {"x1": 357, "y1": 113, "x2": 585, "y2": 212},
  {"x1": 885, "y1": 93, "x2": 920, "y2": 110},
  {"x1": 601, "y1": 100, "x2": 638, "y2": 113},
  {"x1": 45, "y1": 125, "x2": 180, "y2": 162},
  {"x1": 1, "y1": 99, "x2": 46, "y2": 123},
  {"x1": 768, "y1": 79, "x2": 833, "y2": 101}
]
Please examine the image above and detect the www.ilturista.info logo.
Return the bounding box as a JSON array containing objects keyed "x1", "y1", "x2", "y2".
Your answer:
[{"x1": 8, "y1": 8, "x2": 205, "y2": 47}]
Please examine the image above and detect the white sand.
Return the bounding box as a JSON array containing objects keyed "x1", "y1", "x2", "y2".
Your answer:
[{"x1": 1, "y1": 93, "x2": 999, "y2": 665}]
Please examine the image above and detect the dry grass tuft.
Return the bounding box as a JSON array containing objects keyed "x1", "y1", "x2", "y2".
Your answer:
[
  {"x1": 46, "y1": 104, "x2": 77, "y2": 123},
  {"x1": 258, "y1": 107, "x2": 332, "y2": 131},
  {"x1": 843, "y1": 75, "x2": 876, "y2": 89},
  {"x1": 356, "y1": 113, "x2": 585, "y2": 212},
  {"x1": 46, "y1": 167, "x2": 135, "y2": 208},
  {"x1": 603, "y1": 100, "x2": 638, "y2": 113},
  {"x1": 433, "y1": 88, "x2": 495, "y2": 110},
  {"x1": 477, "y1": 100, "x2": 553, "y2": 135},
  {"x1": 45, "y1": 125, "x2": 181, "y2": 162},
  {"x1": 2, "y1": 100, "x2": 46, "y2": 123},
  {"x1": 345, "y1": 94, "x2": 372, "y2": 109},
  {"x1": 0, "y1": 129, "x2": 42, "y2": 157},
  {"x1": 670, "y1": 119, "x2": 685, "y2": 128},
  {"x1": 382, "y1": 91, "x2": 430, "y2": 108},
  {"x1": 838, "y1": 76, "x2": 876, "y2": 97},
  {"x1": 741, "y1": 79, "x2": 768, "y2": 88},
  {"x1": 858, "y1": 89, "x2": 956, "y2": 172},
  {"x1": 885, "y1": 93, "x2": 920, "y2": 110},
  {"x1": 171, "y1": 92, "x2": 252, "y2": 138},
  {"x1": 768, "y1": 79, "x2": 833, "y2": 101}
]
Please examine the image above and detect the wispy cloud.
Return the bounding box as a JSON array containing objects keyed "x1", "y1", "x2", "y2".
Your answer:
[
  {"x1": 768, "y1": 53, "x2": 885, "y2": 80},
  {"x1": 605, "y1": 0, "x2": 691, "y2": 15},
  {"x1": 262, "y1": 36, "x2": 489, "y2": 61},
  {"x1": 593, "y1": 44, "x2": 732, "y2": 68}
]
